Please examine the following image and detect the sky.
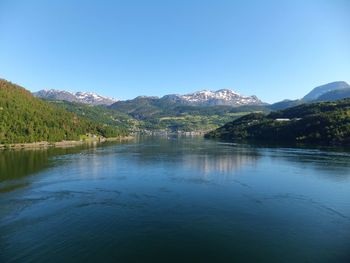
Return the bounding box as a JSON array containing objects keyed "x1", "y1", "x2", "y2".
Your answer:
[{"x1": 0, "y1": 0, "x2": 349, "y2": 103}]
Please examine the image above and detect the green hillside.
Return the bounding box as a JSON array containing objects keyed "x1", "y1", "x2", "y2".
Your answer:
[
  {"x1": 0, "y1": 79, "x2": 128, "y2": 144},
  {"x1": 205, "y1": 99, "x2": 350, "y2": 145}
]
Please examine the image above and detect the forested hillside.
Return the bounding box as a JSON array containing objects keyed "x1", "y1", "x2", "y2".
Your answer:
[
  {"x1": 49, "y1": 101, "x2": 134, "y2": 130},
  {"x1": 0, "y1": 79, "x2": 127, "y2": 144},
  {"x1": 205, "y1": 99, "x2": 350, "y2": 145}
]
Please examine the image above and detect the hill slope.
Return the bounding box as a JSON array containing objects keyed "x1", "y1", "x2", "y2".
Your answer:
[
  {"x1": 0, "y1": 79, "x2": 127, "y2": 144},
  {"x1": 205, "y1": 99, "x2": 350, "y2": 145}
]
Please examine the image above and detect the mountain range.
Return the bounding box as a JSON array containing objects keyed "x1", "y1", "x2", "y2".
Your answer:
[
  {"x1": 1, "y1": 78, "x2": 350, "y2": 143},
  {"x1": 34, "y1": 88, "x2": 264, "y2": 107},
  {"x1": 33, "y1": 81, "x2": 350, "y2": 109},
  {"x1": 160, "y1": 89, "x2": 264, "y2": 106},
  {"x1": 33, "y1": 89, "x2": 118, "y2": 106}
]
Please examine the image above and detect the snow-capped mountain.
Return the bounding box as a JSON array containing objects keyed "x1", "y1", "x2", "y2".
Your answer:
[
  {"x1": 161, "y1": 89, "x2": 264, "y2": 106},
  {"x1": 34, "y1": 88, "x2": 263, "y2": 107},
  {"x1": 74, "y1": 91, "x2": 117, "y2": 105},
  {"x1": 33, "y1": 89, "x2": 117, "y2": 106}
]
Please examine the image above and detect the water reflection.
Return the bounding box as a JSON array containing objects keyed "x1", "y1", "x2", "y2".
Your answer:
[
  {"x1": 261, "y1": 147, "x2": 350, "y2": 180},
  {"x1": 0, "y1": 150, "x2": 51, "y2": 181},
  {"x1": 0, "y1": 144, "x2": 110, "y2": 192},
  {"x1": 183, "y1": 152, "x2": 259, "y2": 175},
  {"x1": 115, "y1": 137, "x2": 260, "y2": 175},
  {"x1": 2, "y1": 137, "x2": 350, "y2": 188}
]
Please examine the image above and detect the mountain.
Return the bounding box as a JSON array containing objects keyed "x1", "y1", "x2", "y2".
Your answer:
[
  {"x1": 0, "y1": 79, "x2": 127, "y2": 144},
  {"x1": 110, "y1": 89, "x2": 265, "y2": 114},
  {"x1": 35, "y1": 87, "x2": 264, "y2": 108},
  {"x1": 29, "y1": 86, "x2": 267, "y2": 133},
  {"x1": 108, "y1": 94, "x2": 268, "y2": 132},
  {"x1": 316, "y1": 88, "x2": 350, "y2": 102},
  {"x1": 33, "y1": 89, "x2": 117, "y2": 105},
  {"x1": 270, "y1": 81, "x2": 350, "y2": 110},
  {"x1": 109, "y1": 90, "x2": 265, "y2": 120},
  {"x1": 302, "y1": 81, "x2": 350, "y2": 101},
  {"x1": 205, "y1": 99, "x2": 350, "y2": 145},
  {"x1": 161, "y1": 89, "x2": 265, "y2": 106}
]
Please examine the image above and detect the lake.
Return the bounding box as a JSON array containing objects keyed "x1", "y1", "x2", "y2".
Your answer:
[{"x1": 0, "y1": 136, "x2": 350, "y2": 263}]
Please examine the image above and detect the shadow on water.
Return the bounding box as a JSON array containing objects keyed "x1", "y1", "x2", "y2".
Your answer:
[{"x1": 0, "y1": 142, "x2": 128, "y2": 193}]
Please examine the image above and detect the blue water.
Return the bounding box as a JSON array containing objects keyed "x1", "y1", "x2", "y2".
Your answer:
[{"x1": 0, "y1": 137, "x2": 350, "y2": 262}]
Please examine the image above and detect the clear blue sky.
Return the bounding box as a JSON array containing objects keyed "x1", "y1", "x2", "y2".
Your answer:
[{"x1": 0, "y1": 0, "x2": 349, "y2": 103}]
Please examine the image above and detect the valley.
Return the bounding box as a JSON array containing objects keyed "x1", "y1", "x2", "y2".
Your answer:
[{"x1": 1, "y1": 78, "x2": 350, "y2": 145}]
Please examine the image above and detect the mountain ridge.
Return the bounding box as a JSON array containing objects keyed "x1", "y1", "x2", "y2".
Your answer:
[
  {"x1": 161, "y1": 89, "x2": 264, "y2": 106},
  {"x1": 302, "y1": 81, "x2": 350, "y2": 101},
  {"x1": 33, "y1": 88, "x2": 265, "y2": 107},
  {"x1": 32, "y1": 80, "x2": 350, "y2": 113},
  {"x1": 33, "y1": 89, "x2": 118, "y2": 106}
]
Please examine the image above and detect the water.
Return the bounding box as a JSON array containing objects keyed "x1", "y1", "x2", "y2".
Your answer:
[{"x1": 0, "y1": 137, "x2": 350, "y2": 263}]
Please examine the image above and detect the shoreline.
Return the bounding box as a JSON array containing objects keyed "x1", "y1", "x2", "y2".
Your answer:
[
  {"x1": 139, "y1": 130, "x2": 208, "y2": 136},
  {"x1": 0, "y1": 136, "x2": 135, "y2": 150}
]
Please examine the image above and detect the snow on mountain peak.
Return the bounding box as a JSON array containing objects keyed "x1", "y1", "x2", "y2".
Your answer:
[
  {"x1": 34, "y1": 87, "x2": 263, "y2": 107},
  {"x1": 33, "y1": 90, "x2": 118, "y2": 105},
  {"x1": 172, "y1": 88, "x2": 262, "y2": 106}
]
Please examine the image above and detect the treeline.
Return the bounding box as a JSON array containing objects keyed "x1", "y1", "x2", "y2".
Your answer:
[
  {"x1": 205, "y1": 99, "x2": 350, "y2": 145},
  {"x1": 0, "y1": 79, "x2": 128, "y2": 144}
]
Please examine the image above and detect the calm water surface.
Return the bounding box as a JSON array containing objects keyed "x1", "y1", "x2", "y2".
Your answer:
[{"x1": 0, "y1": 137, "x2": 350, "y2": 262}]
